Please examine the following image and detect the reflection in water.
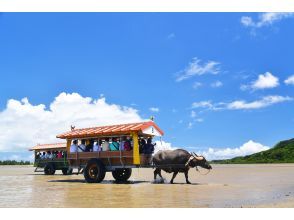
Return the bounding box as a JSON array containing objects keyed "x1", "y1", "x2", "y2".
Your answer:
[{"x1": 1, "y1": 165, "x2": 294, "y2": 207}]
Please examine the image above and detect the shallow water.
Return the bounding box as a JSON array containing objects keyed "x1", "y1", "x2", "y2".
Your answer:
[{"x1": 0, "y1": 164, "x2": 294, "y2": 208}]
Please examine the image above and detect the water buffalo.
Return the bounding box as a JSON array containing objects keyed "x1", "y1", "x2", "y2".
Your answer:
[{"x1": 152, "y1": 149, "x2": 212, "y2": 184}]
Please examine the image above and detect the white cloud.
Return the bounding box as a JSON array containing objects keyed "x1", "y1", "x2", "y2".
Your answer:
[
  {"x1": 195, "y1": 118, "x2": 204, "y2": 123},
  {"x1": 192, "y1": 101, "x2": 214, "y2": 109},
  {"x1": 251, "y1": 72, "x2": 279, "y2": 90},
  {"x1": 241, "y1": 16, "x2": 254, "y2": 27},
  {"x1": 227, "y1": 95, "x2": 292, "y2": 110},
  {"x1": 202, "y1": 140, "x2": 270, "y2": 160},
  {"x1": 211, "y1": 81, "x2": 223, "y2": 88},
  {"x1": 176, "y1": 57, "x2": 220, "y2": 82},
  {"x1": 193, "y1": 82, "x2": 203, "y2": 89},
  {"x1": 285, "y1": 75, "x2": 294, "y2": 85},
  {"x1": 241, "y1": 13, "x2": 294, "y2": 28},
  {"x1": 149, "y1": 107, "x2": 160, "y2": 112},
  {"x1": 0, "y1": 92, "x2": 144, "y2": 152},
  {"x1": 192, "y1": 95, "x2": 292, "y2": 111}
]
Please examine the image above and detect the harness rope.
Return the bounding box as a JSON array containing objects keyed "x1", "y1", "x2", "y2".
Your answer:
[{"x1": 196, "y1": 166, "x2": 211, "y2": 175}]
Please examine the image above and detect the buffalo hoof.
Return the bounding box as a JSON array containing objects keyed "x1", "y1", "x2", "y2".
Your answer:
[
  {"x1": 186, "y1": 181, "x2": 191, "y2": 184},
  {"x1": 170, "y1": 181, "x2": 174, "y2": 184}
]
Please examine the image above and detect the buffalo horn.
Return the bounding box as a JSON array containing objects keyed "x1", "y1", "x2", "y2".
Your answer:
[{"x1": 192, "y1": 152, "x2": 204, "y2": 161}]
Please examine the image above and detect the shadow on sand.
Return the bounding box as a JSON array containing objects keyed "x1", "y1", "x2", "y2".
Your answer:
[{"x1": 47, "y1": 179, "x2": 149, "y2": 184}]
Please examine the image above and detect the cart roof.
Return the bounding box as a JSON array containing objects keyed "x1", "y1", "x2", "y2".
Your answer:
[
  {"x1": 29, "y1": 143, "x2": 66, "y2": 151},
  {"x1": 56, "y1": 121, "x2": 164, "y2": 139}
]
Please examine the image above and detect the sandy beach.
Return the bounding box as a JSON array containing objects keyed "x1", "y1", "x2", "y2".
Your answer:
[{"x1": 0, "y1": 164, "x2": 293, "y2": 208}]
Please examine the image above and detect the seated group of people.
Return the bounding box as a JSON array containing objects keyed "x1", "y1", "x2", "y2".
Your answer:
[
  {"x1": 70, "y1": 136, "x2": 155, "y2": 154},
  {"x1": 36, "y1": 151, "x2": 66, "y2": 160}
]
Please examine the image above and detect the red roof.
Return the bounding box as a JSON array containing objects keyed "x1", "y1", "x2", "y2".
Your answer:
[
  {"x1": 29, "y1": 143, "x2": 66, "y2": 151},
  {"x1": 56, "y1": 121, "x2": 164, "y2": 139}
]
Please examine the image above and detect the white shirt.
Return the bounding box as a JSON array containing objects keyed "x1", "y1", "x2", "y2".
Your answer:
[
  {"x1": 70, "y1": 144, "x2": 78, "y2": 153},
  {"x1": 78, "y1": 144, "x2": 86, "y2": 152},
  {"x1": 102, "y1": 141, "x2": 110, "y2": 151},
  {"x1": 93, "y1": 144, "x2": 101, "y2": 152}
]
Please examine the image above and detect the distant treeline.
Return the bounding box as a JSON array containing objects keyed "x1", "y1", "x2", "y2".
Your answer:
[{"x1": 0, "y1": 160, "x2": 31, "y2": 165}]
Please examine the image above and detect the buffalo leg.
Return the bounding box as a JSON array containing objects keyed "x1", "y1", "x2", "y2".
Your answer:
[
  {"x1": 170, "y1": 172, "x2": 178, "y2": 184},
  {"x1": 154, "y1": 168, "x2": 163, "y2": 180},
  {"x1": 184, "y1": 170, "x2": 191, "y2": 184}
]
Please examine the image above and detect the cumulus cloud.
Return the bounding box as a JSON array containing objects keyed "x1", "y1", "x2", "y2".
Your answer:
[
  {"x1": 285, "y1": 75, "x2": 294, "y2": 85},
  {"x1": 192, "y1": 95, "x2": 292, "y2": 111},
  {"x1": 0, "y1": 92, "x2": 144, "y2": 152},
  {"x1": 149, "y1": 107, "x2": 160, "y2": 112},
  {"x1": 251, "y1": 72, "x2": 279, "y2": 90},
  {"x1": 241, "y1": 12, "x2": 294, "y2": 28},
  {"x1": 176, "y1": 57, "x2": 220, "y2": 82},
  {"x1": 202, "y1": 140, "x2": 270, "y2": 160}
]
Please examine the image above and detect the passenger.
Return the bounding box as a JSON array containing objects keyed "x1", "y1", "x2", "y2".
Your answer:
[
  {"x1": 119, "y1": 137, "x2": 126, "y2": 151},
  {"x1": 45, "y1": 151, "x2": 50, "y2": 159},
  {"x1": 62, "y1": 151, "x2": 67, "y2": 158},
  {"x1": 78, "y1": 140, "x2": 86, "y2": 152},
  {"x1": 86, "y1": 139, "x2": 94, "y2": 152},
  {"x1": 124, "y1": 137, "x2": 132, "y2": 151},
  {"x1": 144, "y1": 138, "x2": 156, "y2": 154},
  {"x1": 70, "y1": 140, "x2": 78, "y2": 153},
  {"x1": 139, "y1": 139, "x2": 146, "y2": 154},
  {"x1": 36, "y1": 152, "x2": 40, "y2": 160},
  {"x1": 110, "y1": 138, "x2": 119, "y2": 151},
  {"x1": 93, "y1": 140, "x2": 102, "y2": 152},
  {"x1": 102, "y1": 138, "x2": 110, "y2": 151},
  {"x1": 57, "y1": 151, "x2": 62, "y2": 159},
  {"x1": 46, "y1": 151, "x2": 53, "y2": 159},
  {"x1": 41, "y1": 152, "x2": 46, "y2": 159}
]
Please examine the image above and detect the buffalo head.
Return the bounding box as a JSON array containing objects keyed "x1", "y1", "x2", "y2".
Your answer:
[{"x1": 188, "y1": 152, "x2": 212, "y2": 170}]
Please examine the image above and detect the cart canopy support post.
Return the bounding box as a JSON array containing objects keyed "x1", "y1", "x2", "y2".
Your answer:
[
  {"x1": 132, "y1": 132, "x2": 140, "y2": 165},
  {"x1": 66, "y1": 139, "x2": 71, "y2": 153}
]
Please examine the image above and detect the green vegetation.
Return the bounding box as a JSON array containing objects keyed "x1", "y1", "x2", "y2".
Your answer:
[
  {"x1": 0, "y1": 160, "x2": 31, "y2": 165},
  {"x1": 212, "y1": 138, "x2": 294, "y2": 164}
]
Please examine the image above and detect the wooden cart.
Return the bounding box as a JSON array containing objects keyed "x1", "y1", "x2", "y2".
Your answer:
[
  {"x1": 56, "y1": 121, "x2": 164, "y2": 183},
  {"x1": 29, "y1": 143, "x2": 72, "y2": 175}
]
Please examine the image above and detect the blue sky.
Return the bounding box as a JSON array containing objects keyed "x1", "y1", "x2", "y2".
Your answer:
[{"x1": 0, "y1": 13, "x2": 293, "y2": 160}]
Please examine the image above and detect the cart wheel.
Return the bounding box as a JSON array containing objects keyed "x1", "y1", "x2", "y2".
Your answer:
[
  {"x1": 84, "y1": 159, "x2": 106, "y2": 183},
  {"x1": 44, "y1": 163, "x2": 55, "y2": 175},
  {"x1": 112, "y1": 168, "x2": 132, "y2": 182},
  {"x1": 62, "y1": 168, "x2": 73, "y2": 175}
]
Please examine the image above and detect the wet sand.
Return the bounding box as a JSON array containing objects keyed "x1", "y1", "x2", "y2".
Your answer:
[{"x1": 0, "y1": 164, "x2": 294, "y2": 208}]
